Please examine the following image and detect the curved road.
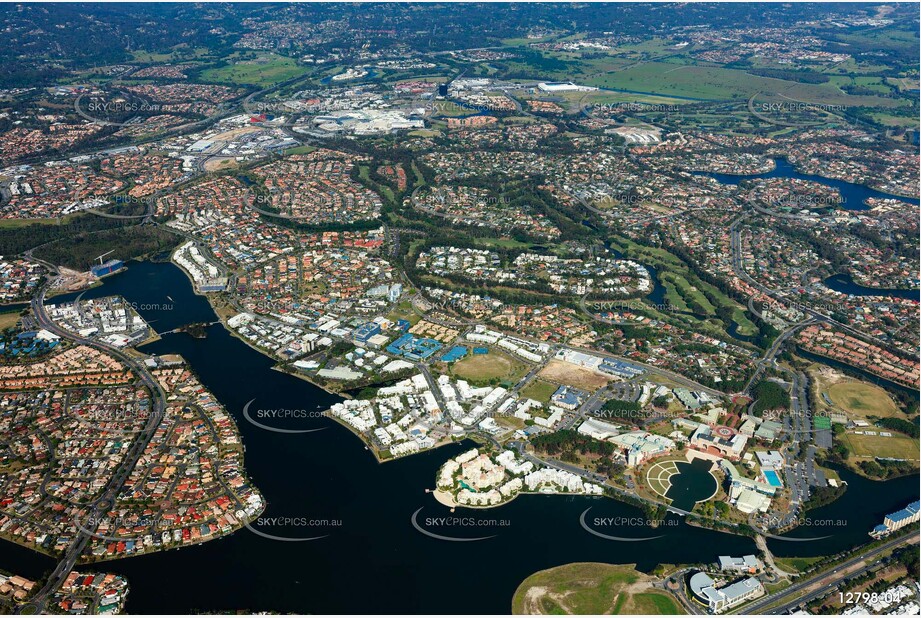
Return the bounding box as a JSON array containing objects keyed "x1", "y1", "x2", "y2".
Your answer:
[{"x1": 20, "y1": 282, "x2": 168, "y2": 613}]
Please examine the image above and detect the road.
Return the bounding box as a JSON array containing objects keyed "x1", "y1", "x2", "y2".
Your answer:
[
  {"x1": 741, "y1": 318, "x2": 815, "y2": 396},
  {"x1": 729, "y1": 212, "x2": 911, "y2": 358},
  {"x1": 21, "y1": 281, "x2": 169, "y2": 613},
  {"x1": 740, "y1": 532, "x2": 920, "y2": 615}
]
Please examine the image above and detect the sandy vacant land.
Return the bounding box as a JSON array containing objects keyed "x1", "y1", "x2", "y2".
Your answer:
[
  {"x1": 203, "y1": 157, "x2": 242, "y2": 172},
  {"x1": 511, "y1": 562, "x2": 683, "y2": 615},
  {"x1": 538, "y1": 359, "x2": 613, "y2": 390}
]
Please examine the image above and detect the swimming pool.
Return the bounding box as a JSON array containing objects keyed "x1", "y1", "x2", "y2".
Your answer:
[{"x1": 763, "y1": 469, "x2": 783, "y2": 487}]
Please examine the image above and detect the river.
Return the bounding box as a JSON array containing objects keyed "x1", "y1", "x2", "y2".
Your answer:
[{"x1": 1, "y1": 260, "x2": 917, "y2": 613}]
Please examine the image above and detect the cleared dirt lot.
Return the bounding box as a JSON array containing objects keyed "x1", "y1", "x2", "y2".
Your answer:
[{"x1": 538, "y1": 359, "x2": 613, "y2": 390}]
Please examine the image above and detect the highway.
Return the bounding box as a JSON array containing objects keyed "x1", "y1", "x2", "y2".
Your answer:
[
  {"x1": 21, "y1": 281, "x2": 169, "y2": 613},
  {"x1": 741, "y1": 317, "x2": 815, "y2": 395},
  {"x1": 740, "y1": 532, "x2": 920, "y2": 615}
]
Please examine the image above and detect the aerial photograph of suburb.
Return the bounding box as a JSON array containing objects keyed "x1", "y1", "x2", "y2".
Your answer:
[{"x1": 0, "y1": 1, "x2": 917, "y2": 616}]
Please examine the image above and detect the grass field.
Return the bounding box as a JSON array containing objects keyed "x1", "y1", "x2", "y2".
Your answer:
[
  {"x1": 200, "y1": 54, "x2": 307, "y2": 86},
  {"x1": 0, "y1": 310, "x2": 23, "y2": 330},
  {"x1": 581, "y1": 60, "x2": 904, "y2": 107},
  {"x1": 473, "y1": 237, "x2": 534, "y2": 250},
  {"x1": 519, "y1": 379, "x2": 557, "y2": 404},
  {"x1": 773, "y1": 555, "x2": 824, "y2": 573},
  {"x1": 827, "y1": 379, "x2": 901, "y2": 419},
  {"x1": 385, "y1": 301, "x2": 422, "y2": 326},
  {"x1": 608, "y1": 234, "x2": 757, "y2": 344},
  {"x1": 0, "y1": 214, "x2": 79, "y2": 229},
  {"x1": 663, "y1": 272, "x2": 716, "y2": 314},
  {"x1": 283, "y1": 145, "x2": 317, "y2": 156},
  {"x1": 842, "y1": 432, "x2": 920, "y2": 461},
  {"x1": 731, "y1": 308, "x2": 758, "y2": 337},
  {"x1": 511, "y1": 562, "x2": 684, "y2": 615},
  {"x1": 450, "y1": 350, "x2": 528, "y2": 385}
]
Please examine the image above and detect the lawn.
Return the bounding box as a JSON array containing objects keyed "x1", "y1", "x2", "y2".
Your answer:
[
  {"x1": 842, "y1": 432, "x2": 920, "y2": 462},
  {"x1": 0, "y1": 310, "x2": 23, "y2": 330},
  {"x1": 662, "y1": 273, "x2": 714, "y2": 314},
  {"x1": 385, "y1": 301, "x2": 422, "y2": 326},
  {"x1": 511, "y1": 562, "x2": 684, "y2": 615},
  {"x1": 283, "y1": 145, "x2": 317, "y2": 156},
  {"x1": 582, "y1": 60, "x2": 904, "y2": 107},
  {"x1": 774, "y1": 555, "x2": 824, "y2": 573},
  {"x1": 731, "y1": 308, "x2": 759, "y2": 337},
  {"x1": 0, "y1": 215, "x2": 78, "y2": 229},
  {"x1": 450, "y1": 350, "x2": 528, "y2": 385},
  {"x1": 519, "y1": 379, "x2": 557, "y2": 404},
  {"x1": 624, "y1": 592, "x2": 683, "y2": 615},
  {"x1": 473, "y1": 237, "x2": 534, "y2": 250}
]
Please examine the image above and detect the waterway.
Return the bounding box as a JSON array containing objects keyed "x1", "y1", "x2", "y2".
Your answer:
[
  {"x1": 768, "y1": 465, "x2": 919, "y2": 558},
  {"x1": 2, "y1": 260, "x2": 918, "y2": 613},
  {"x1": 823, "y1": 273, "x2": 920, "y2": 302},
  {"x1": 698, "y1": 158, "x2": 920, "y2": 212}
]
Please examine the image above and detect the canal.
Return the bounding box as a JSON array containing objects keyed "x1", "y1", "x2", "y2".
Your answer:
[{"x1": 697, "y1": 157, "x2": 920, "y2": 212}]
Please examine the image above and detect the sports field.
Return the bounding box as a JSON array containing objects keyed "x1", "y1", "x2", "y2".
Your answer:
[
  {"x1": 200, "y1": 53, "x2": 307, "y2": 86},
  {"x1": 451, "y1": 350, "x2": 528, "y2": 385},
  {"x1": 827, "y1": 380, "x2": 901, "y2": 419},
  {"x1": 842, "y1": 432, "x2": 920, "y2": 461}
]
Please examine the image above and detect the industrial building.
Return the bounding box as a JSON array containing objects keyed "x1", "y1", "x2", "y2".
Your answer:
[{"x1": 537, "y1": 81, "x2": 598, "y2": 92}]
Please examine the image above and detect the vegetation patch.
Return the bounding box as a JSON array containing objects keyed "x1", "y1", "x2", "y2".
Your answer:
[{"x1": 511, "y1": 562, "x2": 683, "y2": 615}]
